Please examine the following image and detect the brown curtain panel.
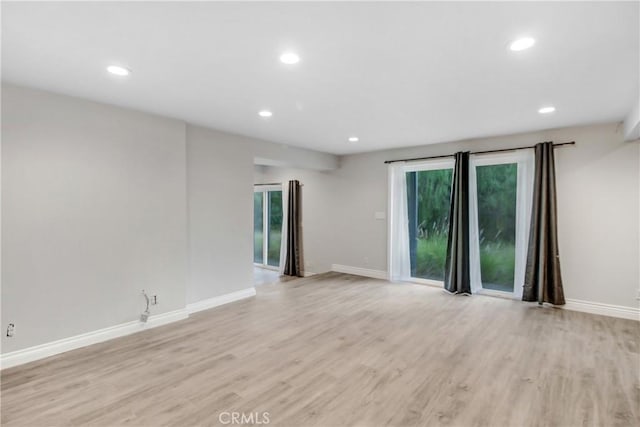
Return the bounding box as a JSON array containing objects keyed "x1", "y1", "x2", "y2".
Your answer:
[
  {"x1": 523, "y1": 142, "x2": 565, "y2": 305},
  {"x1": 283, "y1": 180, "x2": 302, "y2": 277},
  {"x1": 444, "y1": 151, "x2": 471, "y2": 295}
]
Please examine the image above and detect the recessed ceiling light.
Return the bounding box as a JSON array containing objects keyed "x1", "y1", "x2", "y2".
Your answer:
[
  {"x1": 279, "y1": 52, "x2": 300, "y2": 64},
  {"x1": 107, "y1": 65, "x2": 130, "y2": 76},
  {"x1": 509, "y1": 37, "x2": 535, "y2": 52},
  {"x1": 538, "y1": 106, "x2": 556, "y2": 114},
  {"x1": 258, "y1": 110, "x2": 273, "y2": 117},
  {"x1": 348, "y1": 137, "x2": 359, "y2": 142}
]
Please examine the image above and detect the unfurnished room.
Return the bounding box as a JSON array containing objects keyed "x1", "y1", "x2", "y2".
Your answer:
[{"x1": 1, "y1": 1, "x2": 639, "y2": 426}]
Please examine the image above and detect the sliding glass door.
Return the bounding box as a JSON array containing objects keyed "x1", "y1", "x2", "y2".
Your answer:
[
  {"x1": 406, "y1": 166, "x2": 454, "y2": 281},
  {"x1": 253, "y1": 192, "x2": 265, "y2": 264},
  {"x1": 474, "y1": 163, "x2": 517, "y2": 292},
  {"x1": 399, "y1": 151, "x2": 533, "y2": 297},
  {"x1": 266, "y1": 191, "x2": 283, "y2": 266},
  {"x1": 469, "y1": 151, "x2": 533, "y2": 297},
  {"x1": 254, "y1": 186, "x2": 283, "y2": 269}
]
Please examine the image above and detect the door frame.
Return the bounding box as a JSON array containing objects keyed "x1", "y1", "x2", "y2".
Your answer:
[{"x1": 254, "y1": 184, "x2": 282, "y2": 270}]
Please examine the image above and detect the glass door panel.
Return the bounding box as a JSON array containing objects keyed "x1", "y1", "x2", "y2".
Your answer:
[
  {"x1": 267, "y1": 191, "x2": 283, "y2": 266},
  {"x1": 475, "y1": 163, "x2": 517, "y2": 292},
  {"x1": 254, "y1": 188, "x2": 282, "y2": 268},
  {"x1": 406, "y1": 169, "x2": 453, "y2": 280}
]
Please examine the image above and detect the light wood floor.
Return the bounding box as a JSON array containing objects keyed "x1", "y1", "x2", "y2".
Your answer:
[{"x1": 2, "y1": 273, "x2": 639, "y2": 426}]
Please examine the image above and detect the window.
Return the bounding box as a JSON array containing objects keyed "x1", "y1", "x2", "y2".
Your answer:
[{"x1": 254, "y1": 186, "x2": 283, "y2": 268}]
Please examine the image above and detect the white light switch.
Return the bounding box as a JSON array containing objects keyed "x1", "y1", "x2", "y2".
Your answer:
[{"x1": 374, "y1": 211, "x2": 386, "y2": 220}]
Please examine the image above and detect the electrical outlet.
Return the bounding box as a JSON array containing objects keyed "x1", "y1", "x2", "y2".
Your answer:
[
  {"x1": 150, "y1": 295, "x2": 158, "y2": 305},
  {"x1": 6, "y1": 323, "x2": 15, "y2": 337}
]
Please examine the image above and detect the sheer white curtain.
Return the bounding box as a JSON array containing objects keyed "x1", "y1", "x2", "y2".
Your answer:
[
  {"x1": 278, "y1": 181, "x2": 289, "y2": 275},
  {"x1": 468, "y1": 150, "x2": 535, "y2": 296},
  {"x1": 513, "y1": 150, "x2": 535, "y2": 298},
  {"x1": 387, "y1": 163, "x2": 411, "y2": 281},
  {"x1": 468, "y1": 162, "x2": 483, "y2": 294}
]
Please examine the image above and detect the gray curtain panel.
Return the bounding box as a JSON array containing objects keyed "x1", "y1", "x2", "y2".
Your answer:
[
  {"x1": 444, "y1": 151, "x2": 471, "y2": 295},
  {"x1": 523, "y1": 142, "x2": 565, "y2": 305},
  {"x1": 284, "y1": 180, "x2": 303, "y2": 277}
]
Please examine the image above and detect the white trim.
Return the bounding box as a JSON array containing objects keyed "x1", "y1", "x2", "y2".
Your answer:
[
  {"x1": 253, "y1": 184, "x2": 282, "y2": 193},
  {"x1": 1, "y1": 309, "x2": 189, "y2": 370},
  {"x1": 403, "y1": 158, "x2": 455, "y2": 172},
  {"x1": 302, "y1": 271, "x2": 316, "y2": 277},
  {"x1": 409, "y1": 277, "x2": 445, "y2": 288},
  {"x1": 563, "y1": 299, "x2": 640, "y2": 321},
  {"x1": 468, "y1": 150, "x2": 534, "y2": 298},
  {"x1": 410, "y1": 277, "x2": 520, "y2": 300},
  {"x1": 254, "y1": 186, "x2": 283, "y2": 270},
  {"x1": 471, "y1": 149, "x2": 532, "y2": 165},
  {"x1": 263, "y1": 191, "x2": 269, "y2": 267},
  {"x1": 254, "y1": 264, "x2": 279, "y2": 272},
  {"x1": 476, "y1": 288, "x2": 519, "y2": 300},
  {"x1": 186, "y1": 287, "x2": 256, "y2": 314},
  {"x1": 331, "y1": 264, "x2": 387, "y2": 280}
]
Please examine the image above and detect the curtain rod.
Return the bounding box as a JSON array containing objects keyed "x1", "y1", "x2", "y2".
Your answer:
[{"x1": 383, "y1": 141, "x2": 576, "y2": 164}]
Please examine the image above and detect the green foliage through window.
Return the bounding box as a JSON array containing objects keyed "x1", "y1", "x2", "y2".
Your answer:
[
  {"x1": 476, "y1": 164, "x2": 517, "y2": 291},
  {"x1": 254, "y1": 190, "x2": 282, "y2": 267},
  {"x1": 406, "y1": 163, "x2": 518, "y2": 290},
  {"x1": 406, "y1": 169, "x2": 452, "y2": 280}
]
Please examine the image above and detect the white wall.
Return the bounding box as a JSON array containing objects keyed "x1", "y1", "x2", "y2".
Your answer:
[
  {"x1": 260, "y1": 123, "x2": 640, "y2": 309},
  {"x1": 1, "y1": 85, "x2": 188, "y2": 353}
]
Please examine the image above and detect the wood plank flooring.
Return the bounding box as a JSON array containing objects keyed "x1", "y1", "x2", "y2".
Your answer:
[{"x1": 2, "y1": 273, "x2": 639, "y2": 426}]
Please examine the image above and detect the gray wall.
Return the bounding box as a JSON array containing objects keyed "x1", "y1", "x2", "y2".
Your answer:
[
  {"x1": 253, "y1": 166, "x2": 342, "y2": 275},
  {"x1": 259, "y1": 123, "x2": 640, "y2": 309},
  {"x1": 1, "y1": 84, "x2": 339, "y2": 353},
  {"x1": 186, "y1": 126, "x2": 254, "y2": 303},
  {"x1": 186, "y1": 126, "x2": 337, "y2": 303},
  {"x1": 2, "y1": 83, "x2": 637, "y2": 355},
  {"x1": 2, "y1": 85, "x2": 188, "y2": 353}
]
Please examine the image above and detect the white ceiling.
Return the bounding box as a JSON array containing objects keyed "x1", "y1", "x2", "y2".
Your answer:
[{"x1": 2, "y1": 1, "x2": 638, "y2": 155}]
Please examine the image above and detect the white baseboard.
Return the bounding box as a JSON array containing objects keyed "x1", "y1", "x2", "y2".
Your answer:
[
  {"x1": 303, "y1": 271, "x2": 316, "y2": 277},
  {"x1": 331, "y1": 264, "x2": 639, "y2": 321},
  {"x1": 186, "y1": 287, "x2": 256, "y2": 314},
  {"x1": 331, "y1": 264, "x2": 388, "y2": 280},
  {"x1": 2, "y1": 287, "x2": 258, "y2": 370},
  {"x1": 0, "y1": 309, "x2": 189, "y2": 370},
  {"x1": 564, "y1": 299, "x2": 639, "y2": 321}
]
